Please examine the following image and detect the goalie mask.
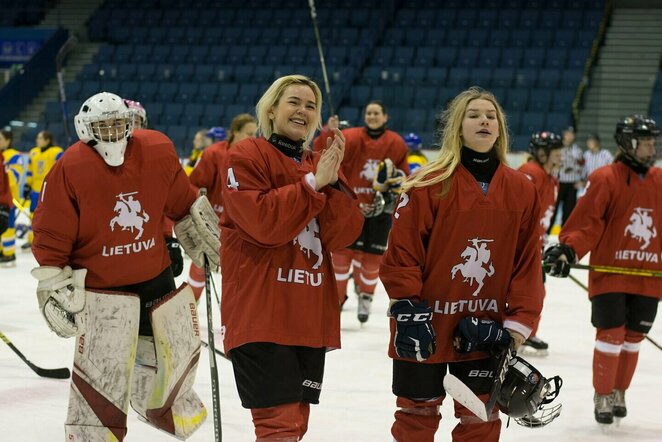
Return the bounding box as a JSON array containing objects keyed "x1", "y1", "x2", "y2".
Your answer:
[
  {"x1": 497, "y1": 355, "x2": 563, "y2": 428},
  {"x1": 614, "y1": 115, "x2": 660, "y2": 167},
  {"x1": 75, "y1": 92, "x2": 134, "y2": 166}
]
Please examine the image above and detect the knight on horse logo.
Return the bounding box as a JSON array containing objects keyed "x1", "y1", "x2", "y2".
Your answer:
[
  {"x1": 109, "y1": 191, "x2": 150, "y2": 240},
  {"x1": 624, "y1": 207, "x2": 656, "y2": 250},
  {"x1": 293, "y1": 218, "x2": 323, "y2": 269},
  {"x1": 451, "y1": 238, "x2": 495, "y2": 297},
  {"x1": 359, "y1": 159, "x2": 380, "y2": 181}
]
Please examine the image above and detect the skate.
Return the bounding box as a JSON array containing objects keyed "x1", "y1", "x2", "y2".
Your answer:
[
  {"x1": 0, "y1": 254, "x2": 16, "y2": 268},
  {"x1": 612, "y1": 389, "x2": 626, "y2": 419},
  {"x1": 594, "y1": 392, "x2": 614, "y2": 425},
  {"x1": 357, "y1": 293, "x2": 373, "y2": 324},
  {"x1": 519, "y1": 335, "x2": 549, "y2": 357},
  {"x1": 20, "y1": 242, "x2": 32, "y2": 253}
]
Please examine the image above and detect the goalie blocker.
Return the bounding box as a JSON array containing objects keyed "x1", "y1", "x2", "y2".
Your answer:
[{"x1": 65, "y1": 285, "x2": 206, "y2": 441}]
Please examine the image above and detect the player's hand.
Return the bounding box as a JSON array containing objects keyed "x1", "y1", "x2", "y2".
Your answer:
[{"x1": 543, "y1": 243, "x2": 576, "y2": 278}]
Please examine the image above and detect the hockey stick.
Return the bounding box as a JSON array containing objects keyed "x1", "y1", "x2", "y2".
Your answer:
[
  {"x1": 55, "y1": 35, "x2": 78, "y2": 146},
  {"x1": 200, "y1": 340, "x2": 229, "y2": 360},
  {"x1": 442, "y1": 347, "x2": 512, "y2": 421},
  {"x1": 547, "y1": 262, "x2": 662, "y2": 278},
  {"x1": 566, "y1": 274, "x2": 662, "y2": 351},
  {"x1": 308, "y1": 0, "x2": 335, "y2": 116},
  {"x1": 204, "y1": 255, "x2": 222, "y2": 442},
  {"x1": 12, "y1": 197, "x2": 32, "y2": 220},
  {"x1": 0, "y1": 330, "x2": 70, "y2": 379}
]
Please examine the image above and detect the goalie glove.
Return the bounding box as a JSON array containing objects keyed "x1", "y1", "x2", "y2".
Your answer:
[
  {"x1": 174, "y1": 194, "x2": 220, "y2": 269},
  {"x1": 373, "y1": 158, "x2": 406, "y2": 194},
  {"x1": 165, "y1": 236, "x2": 183, "y2": 277},
  {"x1": 453, "y1": 316, "x2": 511, "y2": 353},
  {"x1": 30, "y1": 266, "x2": 87, "y2": 338},
  {"x1": 390, "y1": 299, "x2": 436, "y2": 362}
]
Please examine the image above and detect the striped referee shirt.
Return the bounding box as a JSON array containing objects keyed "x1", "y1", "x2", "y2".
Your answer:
[
  {"x1": 558, "y1": 143, "x2": 584, "y2": 183},
  {"x1": 583, "y1": 149, "x2": 614, "y2": 179}
]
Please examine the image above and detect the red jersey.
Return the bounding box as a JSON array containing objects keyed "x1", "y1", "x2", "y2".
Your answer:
[
  {"x1": 560, "y1": 161, "x2": 662, "y2": 300},
  {"x1": 32, "y1": 130, "x2": 197, "y2": 288},
  {"x1": 220, "y1": 137, "x2": 364, "y2": 352},
  {"x1": 518, "y1": 160, "x2": 559, "y2": 239},
  {"x1": 380, "y1": 164, "x2": 544, "y2": 363},
  {"x1": 0, "y1": 155, "x2": 12, "y2": 207},
  {"x1": 314, "y1": 127, "x2": 410, "y2": 205},
  {"x1": 189, "y1": 140, "x2": 228, "y2": 218}
]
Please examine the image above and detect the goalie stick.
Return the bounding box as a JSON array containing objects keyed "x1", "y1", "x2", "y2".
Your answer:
[
  {"x1": 0, "y1": 330, "x2": 70, "y2": 379},
  {"x1": 443, "y1": 347, "x2": 512, "y2": 421}
]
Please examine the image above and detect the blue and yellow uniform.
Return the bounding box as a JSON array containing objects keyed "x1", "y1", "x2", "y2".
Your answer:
[
  {"x1": 24, "y1": 144, "x2": 63, "y2": 245},
  {"x1": 1, "y1": 147, "x2": 26, "y2": 259}
]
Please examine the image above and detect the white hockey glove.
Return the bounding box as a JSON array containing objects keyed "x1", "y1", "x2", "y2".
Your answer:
[
  {"x1": 31, "y1": 266, "x2": 88, "y2": 338},
  {"x1": 174, "y1": 194, "x2": 221, "y2": 269}
]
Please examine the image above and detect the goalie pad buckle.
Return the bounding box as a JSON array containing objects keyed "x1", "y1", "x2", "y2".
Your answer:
[{"x1": 174, "y1": 195, "x2": 220, "y2": 269}]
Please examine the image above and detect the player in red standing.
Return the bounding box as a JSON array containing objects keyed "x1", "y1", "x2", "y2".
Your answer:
[
  {"x1": 315, "y1": 101, "x2": 409, "y2": 324},
  {"x1": 544, "y1": 115, "x2": 661, "y2": 425},
  {"x1": 380, "y1": 87, "x2": 545, "y2": 441},
  {"x1": 517, "y1": 131, "x2": 563, "y2": 355},
  {"x1": 186, "y1": 113, "x2": 257, "y2": 300}
]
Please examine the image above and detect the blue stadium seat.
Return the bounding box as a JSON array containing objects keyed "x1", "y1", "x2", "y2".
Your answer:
[
  {"x1": 477, "y1": 9, "x2": 498, "y2": 28},
  {"x1": 540, "y1": 10, "x2": 561, "y2": 29},
  {"x1": 198, "y1": 83, "x2": 220, "y2": 103},
  {"x1": 425, "y1": 67, "x2": 448, "y2": 87},
  {"x1": 489, "y1": 29, "x2": 510, "y2": 48},
  {"x1": 554, "y1": 29, "x2": 577, "y2": 49},
  {"x1": 506, "y1": 89, "x2": 529, "y2": 111},
  {"x1": 435, "y1": 47, "x2": 458, "y2": 67},
  {"x1": 414, "y1": 46, "x2": 435, "y2": 67},
  {"x1": 492, "y1": 68, "x2": 515, "y2": 88},
  {"x1": 170, "y1": 45, "x2": 190, "y2": 64},
  {"x1": 435, "y1": 8, "x2": 457, "y2": 27},
  {"x1": 383, "y1": 28, "x2": 405, "y2": 46},
  {"x1": 567, "y1": 48, "x2": 589, "y2": 69},
  {"x1": 546, "y1": 112, "x2": 570, "y2": 132},
  {"x1": 266, "y1": 45, "x2": 288, "y2": 65},
  {"x1": 447, "y1": 67, "x2": 471, "y2": 88},
  {"x1": 253, "y1": 65, "x2": 274, "y2": 83},
  {"x1": 426, "y1": 29, "x2": 446, "y2": 46},
  {"x1": 136, "y1": 64, "x2": 157, "y2": 82},
  {"x1": 528, "y1": 89, "x2": 553, "y2": 112},
  {"x1": 162, "y1": 104, "x2": 184, "y2": 126},
  {"x1": 497, "y1": 10, "x2": 519, "y2": 28},
  {"x1": 520, "y1": 112, "x2": 546, "y2": 135},
  {"x1": 202, "y1": 104, "x2": 225, "y2": 126},
  {"x1": 350, "y1": 85, "x2": 371, "y2": 107},
  {"x1": 237, "y1": 83, "x2": 260, "y2": 105},
  {"x1": 470, "y1": 68, "x2": 492, "y2": 88},
  {"x1": 178, "y1": 83, "x2": 199, "y2": 102},
  {"x1": 404, "y1": 28, "x2": 427, "y2": 47},
  {"x1": 545, "y1": 48, "x2": 568, "y2": 69},
  {"x1": 414, "y1": 86, "x2": 438, "y2": 109},
  {"x1": 515, "y1": 67, "x2": 538, "y2": 87},
  {"x1": 415, "y1": 9, "x2": 436, "y2": 28},
  {"x1": 518, "y1": 9, "x2": 540, "y2": 29},
  {"x1": 522, "y1": 48, "x2": 546, "y2": 69},
  {"x1": 467, "y1": 29, "x2": 489, "y2": 48},
  {"x1": 445, "y1": 29, "x2": 467, "y2": 47},
  {"x1": 384, "y1": 67, "x2": 406, "y2": 84},
  {"x1": 551, "y1": 91, "x2": 575, "y2": 112},
  {"x1": 226, "y1": 45, "x2": 249, "y2": 65},
  {"x1": 456, "y1": 9, "x2": 478, "y2": 27},
  {"x1": 373, "y1": 47, "x2": 394, "y2": 66},
  {"x1": 151, "y1": 45, "x2": 171, "y2": 64},
  {"x1": 234, "y1": 65, "x2": 255, "y2": 82},
  {"x1": 393, "y1": 46, "x2": 415, "y2": 67},
  {"x1": 537, "y1": 69, "x2": 561, "y2": 88},
  {"x1": 172, "y1": 65, "x2": 195, "y2": 83},
  {"x1": 479, "y1": 48, "x2": 501, "y2": 69},
  {"x1": 500, "y1": 48, "x2": 522, "y2": 68},
  {"x1": 560, "y1": 69, "x2": 583, "y2": 89},
  {"x1": 530, "y1": 30, "x2": 553, "y2": 48},
  {"x1": 118, "y1": 81, "x2": 140, "y2": 101},
  {"x1": 114, "y1": 45, "x2": 133, "y2": 63},
  {"x1": 563, "y1": 11, "x2": 583, "y2": 29},
  {"x1": 510, "y1": 30, "x2": 531, "y2": 48}
]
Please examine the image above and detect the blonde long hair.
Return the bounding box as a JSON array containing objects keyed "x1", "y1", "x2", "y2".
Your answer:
[
  {"x1": 401, "y1": 87, "x2": 509, "y2": 194},
  {"x1": 255, "y1": 74, "x2": 323, "y2": 146}
]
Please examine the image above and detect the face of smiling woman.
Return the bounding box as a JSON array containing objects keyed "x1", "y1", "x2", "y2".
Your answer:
[
  {"x1": 270, "y1": 84, "x2": 318, "y2": 141},
  {"x1": 461, "y1": 98, "x2": 499, "y2": 153}
]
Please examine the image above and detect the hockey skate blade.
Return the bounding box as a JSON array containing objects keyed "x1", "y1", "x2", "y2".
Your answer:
[{"x1": 443, "y1": 374, "x2": 488, "y2": 421}]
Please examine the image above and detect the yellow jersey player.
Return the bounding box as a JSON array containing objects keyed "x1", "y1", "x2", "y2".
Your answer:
[
  {"x1": 404, "y1": 132, "x2": 428, "y2": 173},
  {"x1": 0, "y1": 129, "x2": 26, "y2": 265},
  {"x1": 182, "y1": 128, "x2": 215, "y2": 175},
  {"x1": 23, "y1": 130, "x2": 63, "y2": 248}
]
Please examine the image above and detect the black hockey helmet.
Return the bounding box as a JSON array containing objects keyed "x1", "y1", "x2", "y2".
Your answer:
[
  {"x1": 497, "y1": 356, "x2": 563, "y2": 428},
  {"x1": 614, "y1": 115, "x2": 660, "y2": 163},
  {"x1": 528, "y1": 131, "x2": 563, "y2": 164}
]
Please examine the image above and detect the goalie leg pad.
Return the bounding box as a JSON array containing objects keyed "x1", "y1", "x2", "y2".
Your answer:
[
  {"x1": 66, "y1": 290, "x2": 140, "y2": 442},
  {"x1": 134, "y1": 284, "x2": 207, "y2": 439}
]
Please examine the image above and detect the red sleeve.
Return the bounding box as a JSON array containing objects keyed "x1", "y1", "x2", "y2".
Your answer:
[
  {"x1": 317, "y1": 172, "x2": 364, "y2": 251},
  {"x1": 380, "y1": 187, "x2": 434, "y2": 299},
  {"x1": 503, "y1": 182, "x2": 544, "y2": 335},
  {"x1": 189, "y1": 146, "x2": 219, "y2": 191},
  {"x1": 559, "y1": 171, "x2": 611, "y2": 259},
  {"x1": 222, "y1": 149, "x2": 328, "y2": 248},
  {"x1": 32, "y1": 161, "x2": 78, "y2": 267},
  {"x1": 164, "y1": 150, "x2": 197, "y2": 221}
]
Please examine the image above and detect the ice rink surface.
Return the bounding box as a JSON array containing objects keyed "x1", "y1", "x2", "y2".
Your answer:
[{"x1": 1, "y1": 247, "x2": 661, "y2": 441}]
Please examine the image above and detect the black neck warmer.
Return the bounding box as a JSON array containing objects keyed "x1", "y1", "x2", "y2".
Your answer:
[
  {"x1": 618, "y1": 153, "x2": 649, "y2": 176},
  {"x1": 461, "y1": 146, "x2": 499, "y2": 184},
  {"x1": 365, "y1": 125, "x2": 386, "y2": 139},
  {"x1": 268, "y1": 133, "x2": 304, "y2": 162}
]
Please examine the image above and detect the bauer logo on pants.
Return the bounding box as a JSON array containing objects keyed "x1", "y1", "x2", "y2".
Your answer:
[
  {"x1": 293, "y1": 218, "x2": 323, "y2": 269},
  {"x1": 109, "y1": 191, "x2": 150, "y2": 240},
  {"x1": 450, "y1": 238, "x2": 495, "y2": 297},
  {"x1": 624, "y1": 207, "x2": 657, "y2": 250}
]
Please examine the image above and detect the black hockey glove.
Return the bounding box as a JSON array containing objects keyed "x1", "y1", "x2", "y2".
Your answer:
[
  {"x1": 543, "y1": 243, "x2": 576, "y2": 278},
  {"x1": 0, "y1": 205, "x2": 9, "y2": 234},
  {"x1": 390, "y1": 299, "x2": 436, "y2": 362},
  {"x1": 454, "y1": 316, "x2": 512, "y2": 353},
  {"x1": 166, "y1": 237, "x2": 184, "y2": 277},
  {"x1": 22, "y1": 184, "x2": 31, "y2": 200}
]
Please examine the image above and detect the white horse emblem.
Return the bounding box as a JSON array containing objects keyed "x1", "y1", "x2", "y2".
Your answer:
[
  {"x1": 293, "y1": 218, "x2": 323, "y2": 269},
  {"x1": 109, "y1": 191, "x2": 150, "y2": 240},
  {"x1": 451, "y1": 238, "x2": 496, "y2": 297},
  {"x1": 624, "y1": 207, "x2": 657, "y2": 250},
  {"x1": 359, "y1": 159, "x2": 380, "y2": 181}
]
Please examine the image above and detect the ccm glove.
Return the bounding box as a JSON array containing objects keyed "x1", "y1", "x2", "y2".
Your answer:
[
  {"x1": 454, "y1": 316, "x2": 512, "y2": 353},
  {"x1": 543, "y1": 243, "x2": 576, "y2": 278},
  {"x1": 373, "y1": 158, "x2": 406, "y2": 193},
  {"x1": 390, "y1": 299, "x2": 436, "y2": 362},
  {"x1": 165, "y1": 236, "x2": 183, "y2": 277},
  {"x1": 0, "y1": 205, "x2": 9, "y2": 233}
]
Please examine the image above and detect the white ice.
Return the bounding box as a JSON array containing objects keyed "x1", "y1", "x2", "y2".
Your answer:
[{"x1": 1, "y1": 244, "x2": 661, "y2": 441}]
